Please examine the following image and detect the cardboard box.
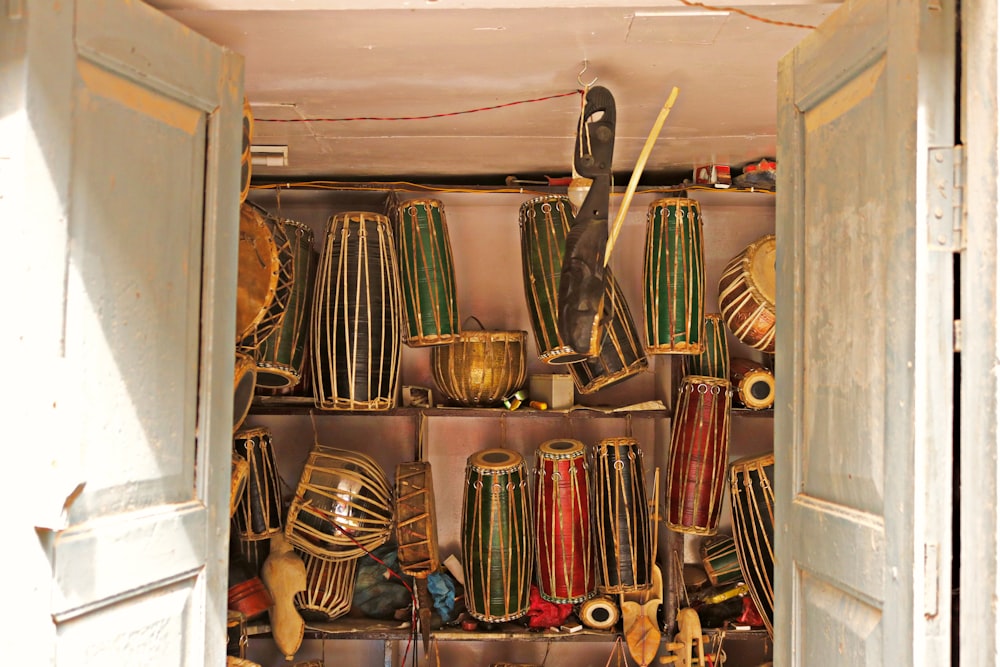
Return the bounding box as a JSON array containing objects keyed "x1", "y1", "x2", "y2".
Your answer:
[{"x1": 529, "y1": 374, "x2": 574, "y2": 410}]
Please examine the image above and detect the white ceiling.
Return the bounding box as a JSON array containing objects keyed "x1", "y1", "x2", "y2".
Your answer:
[{"x1": 151, "y1": 0, "x2": 842, "y2": 184}]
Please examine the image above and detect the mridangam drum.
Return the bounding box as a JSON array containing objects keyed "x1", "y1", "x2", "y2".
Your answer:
[
  {"x1": 718, "y1": 234, "x2": 776, "y2": 353},
  {"x1": 729, "y1": 357, "x2": 775, "y2": 411},
  {"x1": 665, "y1": 376, "x2": 732, "y2": 535},
  {"x1": 294, "y1": 550, "x2": 357, "y2": 622},
  {"x1": 729, "y1": 451, "x2": 775, "y2": 637},
  {"x1": 534, "y1": 439, "x2": 595, "y2": 604},
  {"x1": 643, "y1": 198, "x2": 706, "y2": 354},
  {"x1": 232, "y1": 427, "x2": 285, "y2": 571},
  {"x1": 394, "y1": 460, "x2": 440, "y2": 577},
  {"x1": 462, "y1": 449, "x2": 533, "y2": 622},
  {"x1": 432, "y1": 328, "x2": 527, "y2": 407},
  {"x1": 592, "y1": 437, "x2": 653, "y2": 594},
  {"x1": 700, "y1": 534, "x2": 742, "y2": 587},
  {"x1": 285, "y1": 445, "x2": 394, "y2": 561},
  {"x1": 396, "y1": 199, "x2": 461, "y2": 347},
  {"x1": 255, "y1": 217, "x2": 316, "y2": 388},
  {"x1": 236, "y1": 202, "x2": 279, "y2": 344},
  {"x1": 681, "y1": 313, "x2": 729, "y2": 381},
  {"x1": 518, "y1": 195, "x2": 648, "y2": 394},
  {"x1": 312, "y1": 211, "x2": 402, "y2": 411}
]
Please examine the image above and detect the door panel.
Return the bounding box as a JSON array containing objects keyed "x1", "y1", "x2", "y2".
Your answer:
[
  {"x1": 776, "y1": 0, "x2": 954, "y2": 664},
  {"x1": 11, "y1": 1, "x2": 243, "y2": 664}
]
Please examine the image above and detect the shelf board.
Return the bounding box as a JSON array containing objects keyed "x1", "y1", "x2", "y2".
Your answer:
[
  {"x1": 704, "y1": 627, "x2": 772, "y2": 641},
  {"x1": 247, "y1": 617, "x2": 619, "y2": 642}
]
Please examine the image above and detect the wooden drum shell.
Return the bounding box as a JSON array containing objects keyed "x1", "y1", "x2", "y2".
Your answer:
[
  {"x1": 431, "y1": 330, "x2": 527, "y2": 407},
  {"x1": 395, "y1": 460, "x2": 441, "y2": 577},
  {"x1": 718, "y1": 234, "x2": 776, "y2": 353}
]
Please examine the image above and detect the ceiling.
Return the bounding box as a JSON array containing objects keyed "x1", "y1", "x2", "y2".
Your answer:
[{"x1": 151, "y1": 0, "x2": 842, "y2": 185}]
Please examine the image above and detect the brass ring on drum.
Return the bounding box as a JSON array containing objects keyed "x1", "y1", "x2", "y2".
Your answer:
[{"x1": 614, "y1": 460, "x2": 625, "y2": 470}]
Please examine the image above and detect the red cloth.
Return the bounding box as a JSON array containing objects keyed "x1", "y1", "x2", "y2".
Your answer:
[
  {"x1": 526, "y1": 585, "x2": 573, "y2": 628},
  {"x1": 737, "y1": 595, "x2": 765, "y2": 627}
]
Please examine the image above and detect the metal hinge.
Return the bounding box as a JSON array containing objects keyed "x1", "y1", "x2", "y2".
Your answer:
[
  {"x1": 954, "y1": 319, "x2": 962, "y2": 353},
  {"x1": 927, "y1": 145, "x2": 965, "y2": 252}
]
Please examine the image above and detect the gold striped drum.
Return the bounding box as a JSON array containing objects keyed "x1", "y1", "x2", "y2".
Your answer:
[
  {"x1": 643, "y1": 198, "x2": 706, "y2": 354},
  {"x1": 681, "y1": 313, "x2": 729, "y2": 380},
  {"x1": 718, "y1": 234, "x2": 776, "y2": 353}
]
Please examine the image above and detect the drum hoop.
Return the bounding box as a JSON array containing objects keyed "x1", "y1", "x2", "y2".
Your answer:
[
  {"x1": 729, "y1": 450, "x2": 776, "y2": 473},
  {"x1": 237, "y1": 203, "x2": 280, "y2": 341},
  {"x1": 537, "y1": 439, "x2": 586, "y2": 458}
]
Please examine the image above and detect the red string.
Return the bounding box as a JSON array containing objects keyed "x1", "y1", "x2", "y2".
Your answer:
[
  {"x1": 255, "y1": 89, "x2": 583, "y2": 122},
  {"x1": 676, "y1": 0, "x2": 818, "y2": 30}
]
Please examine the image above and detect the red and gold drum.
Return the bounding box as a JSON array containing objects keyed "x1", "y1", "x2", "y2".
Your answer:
[
  {"x1": 718, "y1": 234, "x2": 776, "y2": 353},
  {"x1": 665, "y1": 376, "x2": 732, "y2": 535},
  {"x1": 534, "y1": 439, "x2": 595, "y2": 604}
]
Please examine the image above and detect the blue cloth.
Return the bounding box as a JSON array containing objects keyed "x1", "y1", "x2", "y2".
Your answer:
[{"x1": 426, "y1": 570, "x2": 457, "y2": 622}]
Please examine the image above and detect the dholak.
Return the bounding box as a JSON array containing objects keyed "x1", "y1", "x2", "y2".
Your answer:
[
  {"x1": 394, "y1": 461, "x2": 440, "y2": 577},
  {"x1": 232, "y1": 427, "x2": 285, "y2": 571},
  {"x1": 311, "y1": 211, "x2": 402, "y2": 411},
  {"x1": 233, "y1": 351, "x2": 257, "y2": 433},
  {"x1": 665, "y1": 376, "x2": 732, "y2": 535},
  {"x1": 592, "y1": 437, "x2": 652, "y2": 594},
  {"x1": 255, "y1": 217, "x2": 317, "y2": 388},
  {"x1": 729, "y1": 451, "x2": 775, "y2": 637},
  {"x1": 534, "y1": 439, "x2": 595, "y2": 604},
  {"x1": 294, "y1": 550, "x2": 357, "y2": 622},
  {"x1": 396, "y1": 199, "x2": 461, "y2": 347},
  {"x1": 518, "y1": 195, "x2": 648, "y2": 394},
  {"x1": 718, "y1": 234, "x2": 776, "y2": 353},
  {"x1": 236, "y1": 202, "x2": 280, "y2": 344},
  {"x1": 681, "y1": 313, "x2": 729, "y2": 381},
  {"x1": 431, "y1": 327, "x2": 527, "y2": 407},
  {"x1": 700, "y1": 534, "x2": 743, "y2": 587},
  {"x1": 643, "y1": 198, "x2": 706, "y2": 354},
  {"x1": 285, "y1": 444, "x2": 394, "y2": 560},
  {"x1": 729, "y1": 357, "x2": 775, "y2": 411},
  {"x1": 462, "y1": 449, "x2": 533, "y2": 622}
]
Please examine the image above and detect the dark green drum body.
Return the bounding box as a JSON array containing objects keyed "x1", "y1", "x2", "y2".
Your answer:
[
  {"x1": 256, "y1": 218, "x2": 317, "y2": 388},
  {"x1": 462, "y1": 449, "x2": 533, "y2": 622},
  {"x1": 700, "y1": 534, "x2": 743, "y2": 587},
  {"x1": 682, "y1": 313, "x2": 729, "y2": 381},
  {"x1": 396, "y1": 199, "x2": 461, "y2": 347},
  {"x1": 643, "y1": 197, "x2": 706, "y2": 354},
  {"x1": 518, "y1": 195, "x2": 647, "y2": 394}
]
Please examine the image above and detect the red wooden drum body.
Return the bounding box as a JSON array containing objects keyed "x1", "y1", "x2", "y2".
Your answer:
[
  {"x1": 718, "y1": 234, "x2": 776, "y2": 353},
  {"x1": 592, "y1": 437, "x2": 653, "y2": 594},
  {"x1": 665, "y1": 376, "x2": 732, "y2": 535},
  {"x1": 729, "y1": 451, "x2": 775, "y2": 637},
  {"x1": 533, "y1": 439, "x2": 595, "y2": 604}
]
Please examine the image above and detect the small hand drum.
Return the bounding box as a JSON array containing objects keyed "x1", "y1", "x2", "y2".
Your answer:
[
  {"x1": 729, "y1": 357, "x2": 775, "y2": 411},
  {"x1": 462, "y1": 448, "x2": 533, "y2": 622},
  {"x1": 719, "y1": 234, "x2": 776, "y2": 353}
]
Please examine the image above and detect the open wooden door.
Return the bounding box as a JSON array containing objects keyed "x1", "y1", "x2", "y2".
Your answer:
[
  {"x1": 775, "y1": 0, "x2": 955, "y2": 664},
  {"x1": 4, "y1": 1, "x2": 242, "y2": 664}
]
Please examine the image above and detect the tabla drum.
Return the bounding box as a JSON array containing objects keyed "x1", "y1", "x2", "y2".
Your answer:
[
  {"x1": 462, "y1": 448, "x2": 533, "y2": 623},
  {"x1": 233, "y1": 351, "x2": 257, "y2": 433},
  {"x1": 665, "y1": 376, "x2": 732, "y2": 535},
  {"x1": 238, "y1": 202, "x2": 295, "y2": 354},
  {"x1": 578, "y1": 595, "x2": 620, "y2": 630},
  {"x1": 431, "y1": 328, "x2": 527, "y2": 407},
  {"x1": 394, "y1": 460, "x2": 440, "y2": 577},
  {"x1": 236, "y1": 202, "x2": 280, "y2": 344},
  {"x1": 232, "y1": 427, "x2": 285, "y2": 572},
  {"x1": 643, "y1": 198, "x2": 706, "y2": 354},
  {"x1": 718, "y1": 234, "x2": 776, "y2": 353},
  {"x1": 681, "y1": 313, "x2": 729, "y2": 381},
  {"x1": 294, "y1": 550, "x2": 357, "y2": 622},
  {"x1": 700, "y1": 534, "x2": 743, "y2": 587},
  {"x1": 396, "y1": 199, "x2": 461, "y2": 347},
  {"x1": 729, "y1": 451, "x2": 775, "y2": 637},
  {"x1": 255, "y1": 217, "x2": 316, "y2": 388},
  {"x1": 240, "y1": 96, "x2": 252, "y2": 204},
  {"x1": 729, "y1": 357, "x2": 775, "y2": 410},
  {"x1": 592, "y1": 437, "x2": 652, "y2": 594},
  {"x1": 311, "y1": 211, "x2": 402, "y2": 411},
  {"x1": 534, "y1": 439, "x2": 595, "y2": 604},
  {"x1": 285, "y1": 444, "x2": 394, "y2": 560}
]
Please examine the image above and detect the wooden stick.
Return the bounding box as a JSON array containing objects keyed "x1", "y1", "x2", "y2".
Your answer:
[{"x1": 603, "y1": 86, "x2": 680, "y2": 267}]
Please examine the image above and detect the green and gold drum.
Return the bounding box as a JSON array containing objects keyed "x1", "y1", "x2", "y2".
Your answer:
[
  {"x1": 681, "y1": 313, "x2": 729, "y2": 380},
  {"x1": 462, "y1": 448, "x2": 533, "y2": 622},
  {"x1": 643, "y1": 197, "x2": 706, "y2": 354},
  {"x1": 700, "y1": 534, "x2": 743, "y2": 587},
  {"x1": 519, "y1": 195, "x2": 647, "y2": 393},
  {"x1": 396, "y1": 199, "x2": 461, "y2": 347}
]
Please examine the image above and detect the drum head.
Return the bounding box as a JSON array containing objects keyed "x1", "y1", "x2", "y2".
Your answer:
[
  {"x1": 538, "y1": 439, "x2": 585, "y2": 458},
  {"x1": 747, "y1": 234, "x2": 776, "y2": 305},
  {"x1": 468, "y1": 448, "x2": 523, "y2": 472},
  {"x1": 236, "y1": 203, "x2": 279, "y2": 342}
]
